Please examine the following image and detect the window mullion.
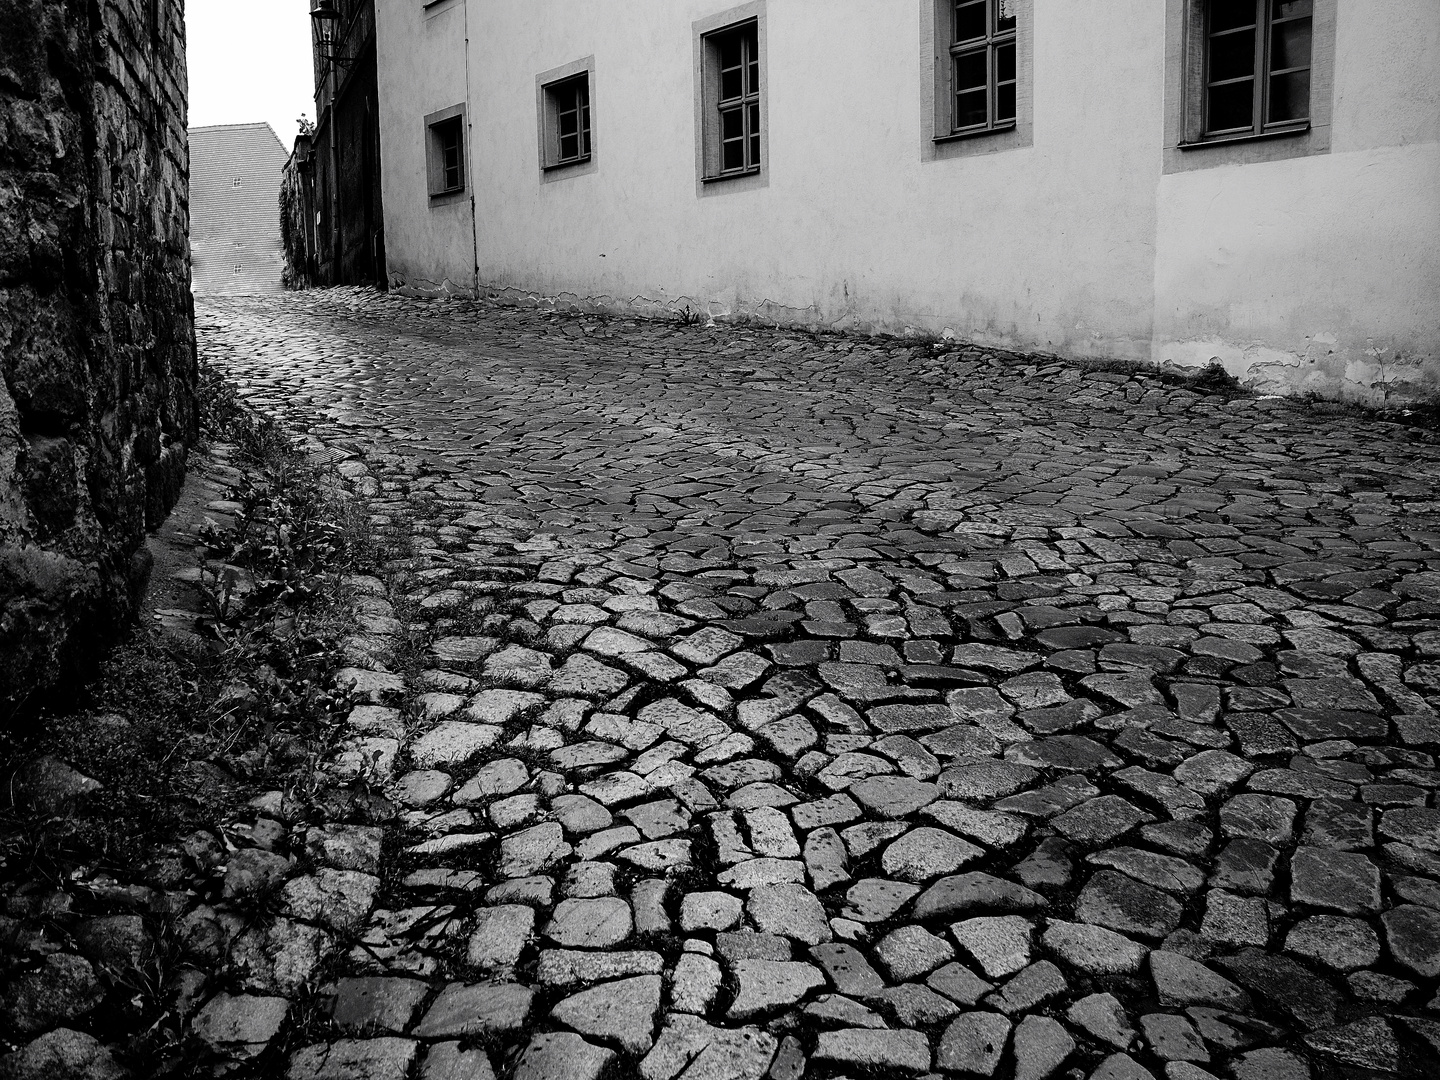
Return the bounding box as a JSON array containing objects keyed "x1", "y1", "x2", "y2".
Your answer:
[
  {"x1": 987, "y1": 41, "x2": 995, "y2": 130},
  {"x1": 1253, "y1": 0, "x2": 1267, "y2": 133}
]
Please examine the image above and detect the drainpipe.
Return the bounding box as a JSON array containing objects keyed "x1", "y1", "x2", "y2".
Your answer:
[
  {"x1": 463, "y1": 0, "x2": 478, "y2": 296},
  {"x1": 328, "y1": 57, "x2": 341, "y2": 285}
]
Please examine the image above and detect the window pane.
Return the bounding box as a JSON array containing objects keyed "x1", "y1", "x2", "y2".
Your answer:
[
  {"x1": 996, "y1": 41, "x2": 1015, "y2": 83},
  {"x1": 955, "y1": 87, "x2": 987, "y2": 129},
  {"x1": 559, "y1": 133, "x2": 578, "y2": 160},
  {"x1": 1277, "y1": 0, "x2": 1312, "y2": 16},
  {"x1": 749, "y1": 102, "x2": 759, "y2": 136},
  {"x1": 954, "y1": 0, "x2": 985, "y2": 42},
  {"x1": 1268, "y1": 69, "x2": 1310, "y2": 122},
  {"x1": 954, "y1": 50, "x2": 986, "y2": 92},
  {"x1": 748, "y1": 58, "x2": 759, "y2": 95},
  {"x1": 996, "y1": 82, "x2": 1016, "y2": 123},
  {"x1": 995, "y1": 0, "x2": 1016, "y2": 33},
  {"x1": 1207, "y1": 80, "x2": 1254, "y2": 131},
  {"x1": 721, "y1": 66, "x2": 742, "y2": 101},
  {"x1": 1209, "y1": 0, "x2": 1257, "y2": 33},
  {"x1": 721, "y1": 107, "x2": 743, "y2": 141},
  {"x1": 749, "y1": 131, "x2": 760, "y2": 167},
  {"x1": 1270, "y1": 17, "x2": 1311, "y2": 70},
  {"x1": 559, "y1": 111, "x2": 577, "y2": 137},
  {"x1": 719, "y1": 35, "x2": 741, "y2": 70},
  {"x1": 1209, "y1": 28, "x2": 1255, "y2": 81},
  {"x1": 722, "y1": 138, "x2": 744, "y2": 171}
]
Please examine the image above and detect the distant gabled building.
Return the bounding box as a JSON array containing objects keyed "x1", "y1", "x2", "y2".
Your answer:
[{"x1": 189, "y1": 123, "x2": 287, "y2": 294}]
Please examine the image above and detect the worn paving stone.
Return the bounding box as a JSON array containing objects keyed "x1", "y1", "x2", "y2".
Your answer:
[
  {"x1": 727, "y1": 960, "x2": 826, "y2": 1019},
  {"x1": 511, "y1": 1032, "x2": 612, "y2": 1080},
  {"x1": 1289, "y1": 846, "x2": 1381, "y2": 914},
  {"x1": 550, "y1": 975, "x2": 661, "y2": 1055},
  {"x1": 287, "y1": 1038, "x2": 418, "y2": 1080},
  {"x1": 1284, "y1": 914, "x2": 1380, "y2": 971},
  {"x1": 874, "y1": 924, "x2": 955, "y2": 981},
  {"x1": 412, "y1": 983, "x2": 533, "y2": 1038},
  {"x1": 545, "y1": 897, "x2": 632, "y2": 948},
  {"x1": 328, "y1": 978, "x2": 430, "y2": 1034},
  {"x1": 0, "y1": 1028, "x2": 127, "y2": 1080},
  {"x1": 811, "y1": 1028, "x2": 930, "y2": 1074},
  {"x1": 936, "y1": 1011, "x2": 1011, "y2": 1076},
  {"x1": 192, "y1": 993, "x2": 290, "y2": 1062},
  {"x1": 1380, "y1": 904, "x2": 1440, "y2": 978},
  {"x1": 746, "y1": 883, "x2": 831, "y2": 945},
  {"x1": 1075, "y1": 870, "x2": 1182, "y2": 940},
  {"x1": 1067, "y1": 992, "x2": 1136, "y2": 1050},
  {"x1": 1012, "y1": 1014, "x2": 1075, "y2": 1080},
  {"x1": 1042, "y1": 919, "x2": 1146, "y2": 975},
  {"x1": 880, "y1": 826, "x2": 983, "y2": 881}
]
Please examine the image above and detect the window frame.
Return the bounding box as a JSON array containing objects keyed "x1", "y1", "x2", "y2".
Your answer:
[
  {"x1": 424, "y1": 103, "x2": 468, "y2": 201},
  {"x1": 694, "y1": 3, "x2": 768, "y2": 196},
  {"x1": 1201, "y1": 0, "x2": 1313, "y2": 141},
  {"x1": 1165, "y1": 0, "x2": 1334, "y2": 173},
  {"x1": 537, "y1": 57, "x2": 598, "y2": 180},
  {"x1": 712, "y1": 22, "x2": 761, "y2": 176},
  {"x1": 947, "y1": 0, "x2": 1018, "y2": 137},
  {"x1": 921, "y1": 0, "x2": 1033, "y2": 163}
]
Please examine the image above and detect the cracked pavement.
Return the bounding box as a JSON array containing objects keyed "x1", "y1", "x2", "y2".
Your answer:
[{"x1": 186, "y1": 289, "x2": 1440, "y2": 1078}]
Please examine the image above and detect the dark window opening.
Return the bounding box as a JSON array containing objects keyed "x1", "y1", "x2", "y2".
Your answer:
[
  {"x1": 433, "y1": 118, "x2": 464, "y2": 193},
  {"x1": 547, "y1": 74, "x2": 592, "y2": 166},
  {"x1": 1205, "y1": 0, "x2": 1312, "y2": 137},
  {"x1": 951, "y1": 0, "x2": 1016, "y2": 134},
  {"x1": 711, "y1": 21, "x2": 760, "y2": 176}
]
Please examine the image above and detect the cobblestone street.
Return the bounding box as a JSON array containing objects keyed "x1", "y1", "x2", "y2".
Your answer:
[{"x1": 193, "y1": 290, "x2": 1440, "y2": 1079}]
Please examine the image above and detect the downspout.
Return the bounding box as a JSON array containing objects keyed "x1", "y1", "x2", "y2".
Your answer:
[
  {"x1": 462, "y1": 0, "x2": 478, "y2": 296},
  {"x1": 328, "y1": 57, "x2": 341, "y2": 284}
]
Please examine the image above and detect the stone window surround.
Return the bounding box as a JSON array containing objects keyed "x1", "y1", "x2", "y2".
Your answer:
[
  {"x1": 693, "y1": 1, "x2": 768, "y2": 198},
  {"x1": 424, "y1": 103, "x2": 468, "y2": 205},
  {"x1": 536, "y1": 56, "x2": 598, "y2": 183},
  {"x1": 1162, "y1": 0, "x2": 1335, "y2": 174},
  {"x1": 920, "y1": 0, "x2": 1034, "y2": 163}
]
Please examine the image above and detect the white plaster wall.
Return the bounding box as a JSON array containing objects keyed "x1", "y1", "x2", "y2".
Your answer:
[
  {"x1": 1152, "y1": 0, "x2": 1440, "y2": 401},
  {"x1": 456, "y1": 0, "x2": 1163, "y2": 359},
  {"x1": 374, "y1": 0, "x2": 1440, "y2": 399},
  {"x1": 375, "y1": 0, "x2": 474, "y2": 295}
]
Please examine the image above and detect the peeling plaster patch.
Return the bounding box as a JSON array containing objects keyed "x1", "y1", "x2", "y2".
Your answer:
[
  {"x1": 390, "y1": 275, "x2": 477, "y2": 300},
  {"x1": 1158, "y1": 330, "x2": 1440, "y2": 404}
]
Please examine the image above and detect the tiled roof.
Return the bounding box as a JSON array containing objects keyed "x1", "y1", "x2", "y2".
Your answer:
[{"x1": 189, "y1": 123, "x2": 288, "y2": 295}]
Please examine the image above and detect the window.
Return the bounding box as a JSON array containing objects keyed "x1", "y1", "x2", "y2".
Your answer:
[
  {"x1": 712, "y1": 22, "x2": 760, "y2": 174},
  {"x1": 949, "y1": 0, "x2": 1016, "y2": 134},
  {"x1": 424, "y1": 105, "x2": 467, "y2": 198},
  {"x1": 695, "y1": 9, "x2": 765, "y2": 187},
  {"x1": 1203, "y1": 0, "x2": 1312, "y2": 137},
  {"x1": 233, "y1": 263, "x2": 243, "y2": 273},
  {"x1": 542, "y1": 73, "x2": 592, "y2": 168},
  {"x1": 922, "y1": 0, "x2": 1031, "y2": 161},
  {"x1": 437, "y1": 121, "x2": 463, "y2": 191},
  {"x1": 232, "y1": 178, "x2": 242, "y2": 188},
  {"x1": 1165, "y1": 0, "x2": 1333, "y2": 172},
  {"x1": 537, "y1": 58, "x2": 597, "y2": 180}
]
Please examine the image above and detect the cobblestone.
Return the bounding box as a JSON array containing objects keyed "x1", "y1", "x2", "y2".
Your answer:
[{"x1": 17, "y1": 290, "x2": 1437, "y2": 1076}]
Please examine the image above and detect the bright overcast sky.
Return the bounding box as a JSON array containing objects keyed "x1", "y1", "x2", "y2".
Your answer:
[{"x1": 186, "y1": 0, "x2": 314, "y2": 148}]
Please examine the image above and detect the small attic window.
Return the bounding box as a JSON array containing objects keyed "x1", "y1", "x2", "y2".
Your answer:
[{"x1": 232, "y1": 178, "x2": 242, "y2": 188}]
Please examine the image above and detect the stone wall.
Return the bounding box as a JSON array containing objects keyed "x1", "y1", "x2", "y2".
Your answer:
[{"x1": 0, "y1": 0, "x2": 196, "y2": 719}]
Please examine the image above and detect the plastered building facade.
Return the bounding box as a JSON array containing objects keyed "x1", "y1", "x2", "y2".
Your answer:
[{"x1": 373, "y1": 0, "x2": 1440, "y2": 403}]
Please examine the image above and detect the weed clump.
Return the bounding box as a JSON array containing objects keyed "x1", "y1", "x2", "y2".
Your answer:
[{"x1": 0, "y1": 359, "x2": 379, "y2": 901}]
